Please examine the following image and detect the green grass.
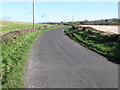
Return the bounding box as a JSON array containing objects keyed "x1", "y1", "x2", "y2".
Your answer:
[
  {"x1": 64, "y1": 27, "x2": 120, "y2": 63},
  {"x1": 1, "y1": 26, "x2": 60, "y2": 88},
  {"x1": 0, "y1": 20, "x2": 52, "y2": 35}
]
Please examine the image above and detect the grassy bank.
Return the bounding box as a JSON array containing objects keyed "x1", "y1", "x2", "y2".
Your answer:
[
  {"x1": 64, "y1": 27, "x2": 120, "y2": 64},
  {"x1": 1, "y1": 26, "x2": 60, "y2": 88},
  {"x1": 0, "y1": 20, "x2": 51, "y2": 35}
]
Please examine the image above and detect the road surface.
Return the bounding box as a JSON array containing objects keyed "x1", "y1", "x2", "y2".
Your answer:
[{"x1": 25, "y1": 27, "x2": 118, "y2": 88}]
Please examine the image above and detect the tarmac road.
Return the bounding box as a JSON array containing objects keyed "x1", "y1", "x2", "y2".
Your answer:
[{"x1": 25, "y1": 27, "x2": 118, "y2": 88}]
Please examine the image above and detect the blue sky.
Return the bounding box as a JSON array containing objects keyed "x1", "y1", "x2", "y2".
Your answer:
[{"x1": 0, "y1": 2, "x2": 118, "y2": 23}]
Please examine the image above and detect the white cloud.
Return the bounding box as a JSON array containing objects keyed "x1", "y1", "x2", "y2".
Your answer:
[
  {"x1": 0, "y1": 16, "x2": 13, "y2": 20},
  {"x1": 41, "y1": 14, "x2": 47, "y2": 18}
]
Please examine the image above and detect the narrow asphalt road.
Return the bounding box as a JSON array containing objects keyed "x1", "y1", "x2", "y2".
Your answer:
[{"x1": 25, "y1": 27, "x2": 118, "y2": 88}]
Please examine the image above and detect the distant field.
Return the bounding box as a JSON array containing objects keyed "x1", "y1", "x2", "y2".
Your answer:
[
  {"x1": 0, "y1": 20, "x2": 51, "y2": 35},
  {"x1": 80, "y1": 25, "x2": 119, "y2": 34}
]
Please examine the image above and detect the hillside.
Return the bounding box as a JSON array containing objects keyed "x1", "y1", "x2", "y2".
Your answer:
[{"x1": 0, "y1": 20, "x2": 50, "y2": 35}]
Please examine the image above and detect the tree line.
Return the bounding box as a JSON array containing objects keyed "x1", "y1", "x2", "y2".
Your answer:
[{"x1": 63, "y1": 18, "x2": 120, "y2": 25}]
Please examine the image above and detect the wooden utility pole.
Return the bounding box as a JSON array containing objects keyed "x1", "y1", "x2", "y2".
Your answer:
[
  {"x1": 72, "y1": 9, "x2": 74, "y2": 26},
  {"x1": 33, "y1": 0, "x2": 35, "y2": 29}
]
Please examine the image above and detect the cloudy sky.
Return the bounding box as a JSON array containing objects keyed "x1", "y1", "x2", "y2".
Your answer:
[{"x1": 0, "y1": 1, "x2": 118, "y2": 23}]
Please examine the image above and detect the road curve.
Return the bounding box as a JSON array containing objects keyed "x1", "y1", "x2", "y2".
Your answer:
[{"x1": 25, "y1": 27, "x2": 118, "y2": 88}]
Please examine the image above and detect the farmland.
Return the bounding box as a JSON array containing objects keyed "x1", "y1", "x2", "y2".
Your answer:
[
  {"x1": 0, "y1": 20, "x2": 51, "y2": 35},
  {"x1": 79, "y1": 25, "x2": 119, "y2": 34}
]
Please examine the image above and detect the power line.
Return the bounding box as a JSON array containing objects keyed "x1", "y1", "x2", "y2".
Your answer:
[{"x1": 52, "y1": 2, "x2": 75, "y2": 23}]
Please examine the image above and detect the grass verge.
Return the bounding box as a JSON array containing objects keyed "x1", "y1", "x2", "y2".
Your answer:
[
  {"x1": 1, "y1": 26, "x2": 61, "y2": 88},
  {"x1": 64, "y1": 27, "x2": 120, "y2": 64}
]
